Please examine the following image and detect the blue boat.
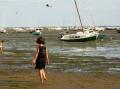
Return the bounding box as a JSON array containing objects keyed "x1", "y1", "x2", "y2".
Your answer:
[{"x1": 32, "y1": 30, "x2": 42, "y2": 36}]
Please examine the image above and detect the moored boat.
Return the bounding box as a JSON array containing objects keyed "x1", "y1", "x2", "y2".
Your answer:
[
  {"x1": 60, "y1": 30, "x2": 98, "y2": 42},
  {"x1": 32, "y1": 29, "x2": 42, "y2": 36},
  {"x1": 59, "y1": 0, "x2": 99, "y2": 42}
]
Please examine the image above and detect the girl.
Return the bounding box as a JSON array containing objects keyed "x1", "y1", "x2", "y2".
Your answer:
[{"x1": 32, "y1": 36, "x2": 49, "y2": 84}]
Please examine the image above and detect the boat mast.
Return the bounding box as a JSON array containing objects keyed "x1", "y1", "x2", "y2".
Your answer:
[{"x1": 73, "y1": 0, "x2": 84, "y2": 31}]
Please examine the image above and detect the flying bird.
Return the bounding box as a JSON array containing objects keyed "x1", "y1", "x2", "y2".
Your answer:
[{"x1": 46, "y1": 4, "x2": 52, "y2": 7}]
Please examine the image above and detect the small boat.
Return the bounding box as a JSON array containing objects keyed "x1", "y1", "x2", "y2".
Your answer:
[
  {"x1": 0, "y1": 28, "x2": 7, "y2": 33},
  {"x1": 32, "y1": 29, "x2": 42, "y2": 36}
]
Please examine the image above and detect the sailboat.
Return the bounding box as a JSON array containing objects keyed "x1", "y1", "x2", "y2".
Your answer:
[{"x1": 59, "y1": 0, "x2": 99, "y2": 42}]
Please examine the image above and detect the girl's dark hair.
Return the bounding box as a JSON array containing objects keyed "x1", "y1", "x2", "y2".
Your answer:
[
  {"x1": 1, "y1": 40, "x2": 4, "y2": 42},
  {"x1": 36, "y1": 36, "x2": 45, "y2": 44}
]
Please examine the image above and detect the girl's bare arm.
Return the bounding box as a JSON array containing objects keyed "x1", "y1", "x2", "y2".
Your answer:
[
  {"x1": 46, "y1": 48, "x2": 49, "y2": 64},
  {"x1": 32, "y1": 46, "x2": 39, "y2": 66}
]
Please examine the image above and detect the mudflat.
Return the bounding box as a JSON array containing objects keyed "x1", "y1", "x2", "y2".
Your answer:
[
  {"x1": 0, "y1": 29, "x2": 120, "y2": 89},
  {"x1": 0, "y1": 69, "x2": 120, "y2": 89}
]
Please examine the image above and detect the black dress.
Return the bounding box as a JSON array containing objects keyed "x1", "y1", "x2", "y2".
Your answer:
[{"x1": 35, "y1": 46, "x2": 46, "y2": 69}]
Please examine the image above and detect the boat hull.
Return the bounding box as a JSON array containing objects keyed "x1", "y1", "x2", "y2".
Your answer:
[
  {"x1": 32, "y1": 32, "x2": 41, "y2": 36},
  {"x1": 60, "y1": 35, "x2": 97, "y2": 42}
]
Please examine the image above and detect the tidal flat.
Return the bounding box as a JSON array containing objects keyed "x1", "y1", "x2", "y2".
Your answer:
[{"x1": 0, "y1": 30, "x2": 120, "y2": 89}]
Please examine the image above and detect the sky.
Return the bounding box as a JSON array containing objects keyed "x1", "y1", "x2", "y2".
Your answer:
[{"x1": 0, "y1": 0, "x2": 120, "y2": 27}]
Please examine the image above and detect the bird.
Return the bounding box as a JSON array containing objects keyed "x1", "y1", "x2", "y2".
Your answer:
[{"x1": 46, "y1": 4, "x2": 52, "y2": 7}]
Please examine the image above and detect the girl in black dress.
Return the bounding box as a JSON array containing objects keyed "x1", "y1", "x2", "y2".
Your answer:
[{"x1": 32, "y1": 36, "x2": 49, "y2": 84}]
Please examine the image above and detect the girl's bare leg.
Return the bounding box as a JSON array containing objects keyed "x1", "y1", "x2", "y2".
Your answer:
[
  {"x1": 42, "y1": 69, "x2": 47, "y2": 80},
  {"x1": 0, "y1": 48, "x2": 2, "y2": 54},
  {"x1": 38, "y1": 69, "x2": 44, "y2": 84}
]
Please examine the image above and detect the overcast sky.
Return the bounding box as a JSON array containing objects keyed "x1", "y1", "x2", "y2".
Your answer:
[{"x1": 0, "y1": 0, "x2": 120, "y2": 27}]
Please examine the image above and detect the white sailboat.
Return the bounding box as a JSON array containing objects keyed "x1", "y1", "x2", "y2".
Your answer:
[{"x1": 59, "y1": 0, "x2": 99, "y2": 42}]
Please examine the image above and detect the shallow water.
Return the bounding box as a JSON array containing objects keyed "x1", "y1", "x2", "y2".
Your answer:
[{"x1": 0, "y1": 30, "x2": 120, "y2": 73}]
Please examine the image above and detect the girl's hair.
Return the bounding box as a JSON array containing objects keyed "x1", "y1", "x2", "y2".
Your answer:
[
  {"x1": 36, "y1": 36, "x2": 45, "y2": 44},
  {"x1": 1, "y1": 40, "x2": 4, "y2": 42}
]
